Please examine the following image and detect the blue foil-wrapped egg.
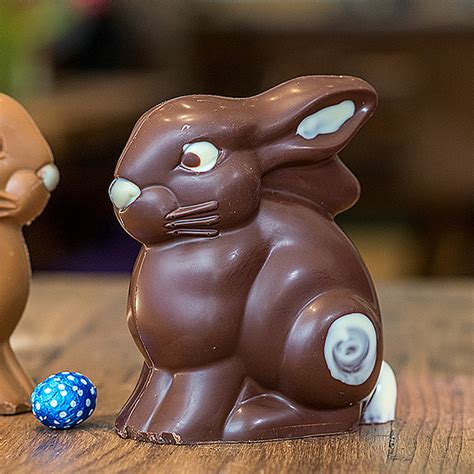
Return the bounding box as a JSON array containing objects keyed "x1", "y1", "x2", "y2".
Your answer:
[{"x1": 31, "y1": 372, "x2": 97, "y2": 429}]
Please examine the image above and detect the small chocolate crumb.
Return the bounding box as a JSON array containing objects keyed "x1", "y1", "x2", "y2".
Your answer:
[{"x1": 160, "y1": 432, "x2": 182, "y2": 444}]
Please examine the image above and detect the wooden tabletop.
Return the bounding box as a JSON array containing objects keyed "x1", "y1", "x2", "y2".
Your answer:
[{"x1": 1, "y1": 275, "x2": 472, "y2": 473}]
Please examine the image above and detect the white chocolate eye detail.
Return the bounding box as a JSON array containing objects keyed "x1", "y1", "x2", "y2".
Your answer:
[
  {"x1": 296, "y1": 100, "x2": 355, "y2": 140},
  {"x1": 324, "y1": 313, "x2": 377, "y2": 386},
  {"x1": 181, "y1": 141, "x2": 219, "y2": 172}
]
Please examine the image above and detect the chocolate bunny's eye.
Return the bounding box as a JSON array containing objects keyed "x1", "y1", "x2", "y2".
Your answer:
[{"x1": 181, "y1": 141, "x2": 219, "y2": 172}]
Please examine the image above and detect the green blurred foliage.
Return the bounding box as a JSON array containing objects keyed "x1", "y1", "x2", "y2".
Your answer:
[{"x1": 0, "y1": 1, "x2": 79, "y2": 98}]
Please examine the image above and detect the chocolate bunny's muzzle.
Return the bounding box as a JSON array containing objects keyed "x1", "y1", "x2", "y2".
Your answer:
[{"x1": 109, "y1": 176, "x2": 220, "y2": 243}]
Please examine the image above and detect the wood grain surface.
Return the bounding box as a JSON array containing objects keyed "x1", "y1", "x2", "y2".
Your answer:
[{"x1": 0, "y1": 275, "x2": 472, "y2": 473}]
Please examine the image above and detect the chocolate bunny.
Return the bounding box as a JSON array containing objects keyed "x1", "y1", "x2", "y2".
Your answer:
[
  {"x1": 110, "y1": 76, "x2": 397, "y2": 444},
  {"x1": 0, "y1": 94, "x2": 59, "y2": 414}
]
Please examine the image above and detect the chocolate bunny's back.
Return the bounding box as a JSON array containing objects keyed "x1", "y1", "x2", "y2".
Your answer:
[
  {"x1": 110, "y1": 76, "x2": 397, "y2": 443},
  {"x1": 0, "y1": 94, "x2": 59, "y2": 414}
]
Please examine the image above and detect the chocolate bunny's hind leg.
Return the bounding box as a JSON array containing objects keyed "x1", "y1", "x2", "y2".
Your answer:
[
  {"x1": 279, "y1": 289, "x2": 383, "y2": 413},
  {"x1": 227, "y1": 293, "x2": 381, "y2": 440},
  {"x1": 226, "y1": 290, "x2": 385, "y2": 438}
]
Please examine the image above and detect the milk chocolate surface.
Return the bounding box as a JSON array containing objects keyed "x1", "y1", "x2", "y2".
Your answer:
[
  {"x1": 0, "y1": 94, "x2": 59, "y2": 414},
  {"x1": 110, "y1": 75, "x2": 396, "y2": 444}
]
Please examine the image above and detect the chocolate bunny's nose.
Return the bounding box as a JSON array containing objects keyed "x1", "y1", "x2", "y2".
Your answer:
[
  {"x1": 37, "y1": 163, "x2": 60, "y2": 192},
  {"x1": 109, "y1": 178, "x2": 141, "y2": 210}
]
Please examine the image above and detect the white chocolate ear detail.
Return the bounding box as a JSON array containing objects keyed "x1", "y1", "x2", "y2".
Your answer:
[
  {"x1": 324, "y1": 313, "x2": 377, "y2": 386},
  {"x1": 109, "y1": 178, "x2": 141, "y2": 210},
  {"x1": 296, "y1": 100, "x2": 356, "y2": 140}
]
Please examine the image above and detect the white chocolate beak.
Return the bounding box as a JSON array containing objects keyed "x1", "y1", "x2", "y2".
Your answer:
[
  {"x1": 37, "y1": 163, "x2": 60, "y2": 192},
  {"x1": 109, "y1": 178, "x2": 141, "y2": 210}
]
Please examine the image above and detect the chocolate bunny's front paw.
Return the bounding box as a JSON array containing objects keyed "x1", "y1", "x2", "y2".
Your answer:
[
  {"x1": 0, "y1": 190, "x2": 19, "y2": 218},
  {"x1": 5, "y1": 169, "x2": 51, "y2": 225}
]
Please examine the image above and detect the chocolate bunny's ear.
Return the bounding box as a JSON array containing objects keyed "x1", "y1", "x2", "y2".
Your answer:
[{"x1": 256, "y1": 76, "x2": 377, "y2": 173}]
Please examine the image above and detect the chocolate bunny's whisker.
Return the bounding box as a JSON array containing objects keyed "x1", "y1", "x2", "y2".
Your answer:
[
  {"x1": 165, "y1": 201, "x2": 220, "y2": 238},
  {"x1": 166, "y1": 228, "x2": 219, "y2": 237},
  {"x1": 164, "y1": 215, "x2": 220, "y2": 229},
  {"x1": 165, "y1": 200, "x2": 218, "y2": 220},
  {"x1": 164, "y1": 201, "x2": 220, "y2": 237}
]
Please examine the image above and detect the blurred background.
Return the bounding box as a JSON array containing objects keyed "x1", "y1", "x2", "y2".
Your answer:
[{"x1": 1, "y1": 0, "x2": 472, "y2": 279}]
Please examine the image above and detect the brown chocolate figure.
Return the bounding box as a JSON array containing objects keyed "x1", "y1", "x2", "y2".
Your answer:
[
  {"x1": 0, "y1": 94, "x2": 59, "y2": 414},
  {"x1": 110, "y1": 76, "x2": 397, "y2": 444}
]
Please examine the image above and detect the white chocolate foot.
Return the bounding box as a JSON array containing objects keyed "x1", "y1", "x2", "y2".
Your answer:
[{"x1": 361, "y1": 360, "x2": 397, "y2": 424}]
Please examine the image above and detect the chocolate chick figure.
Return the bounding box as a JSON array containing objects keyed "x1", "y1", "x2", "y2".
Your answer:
[
  {"x1": 110, "y1": 76, "x2": 397, "y2": 444},
  {"x1": 0, "y1": 94, "x2": 59, "y2": 414}
]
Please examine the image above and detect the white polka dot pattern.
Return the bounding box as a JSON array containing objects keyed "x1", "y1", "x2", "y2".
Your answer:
[{"x1": 31, "y1": 371, "x2": 97, "y2": 430}]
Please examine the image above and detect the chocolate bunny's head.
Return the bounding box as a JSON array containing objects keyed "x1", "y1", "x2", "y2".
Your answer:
[
  {"x1": 0, "y1": 94, "x2": 59, "y2": 223},
  {"x1": 110, "y1": 76, "x2": 376, "y2": 245},
  {"x1": 0, "y1": 94, "x2": 58, "y2": 187}
]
